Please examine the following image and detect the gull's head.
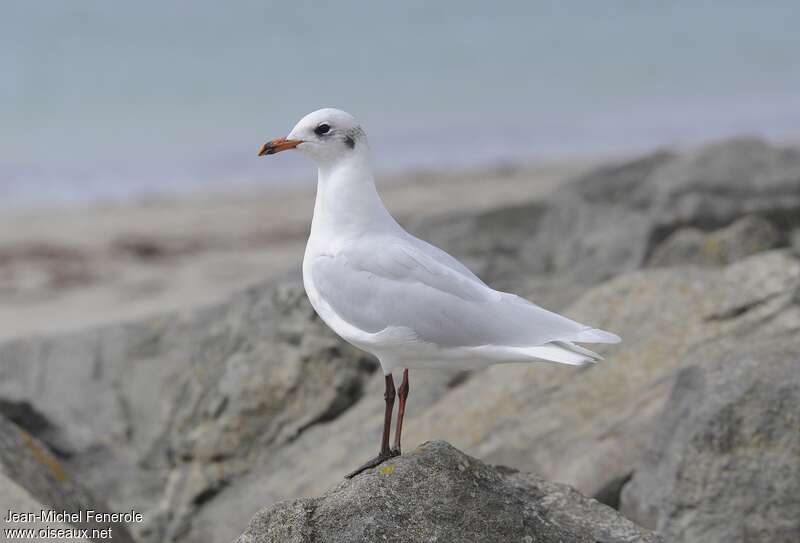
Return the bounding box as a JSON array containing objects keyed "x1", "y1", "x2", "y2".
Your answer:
[{"x1": 258, "y1": 108, "x2": 367, "y2": 165}]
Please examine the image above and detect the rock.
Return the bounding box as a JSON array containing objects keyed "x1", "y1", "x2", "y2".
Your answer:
[
  {"x1": 400, "y1": 250, "x2": 800, "y2": 502},
  {"x1": 0, "y1": 471, "x2": 91, "y2": 543},
  {"x1": 175, "y1": 365, "x2": 462, "y2": 543},
  {"x1": 620, "y1": 334, "x2": 800, "y2": 543},
  {"x1": 234, "y1": 441, "x2": 661, "y2": 543},
  {"x1": 0, "y1": 415, "x2": 135, "y2": 543},
  {"x1": 646, "y1": 137, "x2": 800, "y2": 228},
  {"x1": 0, "y1": 275, "x2": 459, "y2": 543},
  {"x1": 3, "y1": 253, "x2": 797, "y2": 543},
  {"x1": 791, "y1": 228, "x2": 800, "y2": 257},
  {"x1": 0, "y1": 279, "x2": 377, "y2": 543},
  {"x1": 190, "y1": 250, "x2": 799, "y2": 543},
  {"x1": 412, "y1": 138, "x2": 800, "y2": 307},
  {"x1": 647, "y1": 215, "x2": 782, "y2": 267}
]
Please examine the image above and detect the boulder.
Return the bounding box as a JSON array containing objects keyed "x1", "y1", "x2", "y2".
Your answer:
[
  {"x1": 234, "y1": 441, "x2": 661, "y2": 543},
  {"x1": 0, "y1": 471, "x2": 90, "y2": 543},
  {"x1": 0, "y1": 416, "x2": 135, "y2": 543},
  {"x1": 180, "y1": 250, "x2": 800, "y2": 543},
  {"x1": 620, "y1": 334, "x2": 800, "y2": 543},
  {"x1": 0, "y1": 279, "x2": 378, "y2": 542},
  {"x1": 412, "y1": 138, "x2": 800, "y2": 307},
  {"x1": 791, "y1": 228, "x2": 800, "y2": 256},
  {"x1": 2, "y1": 251, "x2": 796, "y2": 543},
  {"x1": 172, "y1": 366, "x2": 462, "y2": 543},
  {"x1": 647, "y1": 215, "x2": 782, "y2": 267},
  {"x1": 399, "y1": 250, "x2": 800, "y2": 503}
]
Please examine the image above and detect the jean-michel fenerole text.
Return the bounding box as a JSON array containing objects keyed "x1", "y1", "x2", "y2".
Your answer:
[{"x1": 4, "y1": 509, "x2": 143, "y2": 524}]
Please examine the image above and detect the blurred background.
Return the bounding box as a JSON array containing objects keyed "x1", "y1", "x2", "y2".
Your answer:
[
  {"x1": 2, "y1": 1, "x2": 799, "y2": 208},
  {"x1": 2, "y1": 5, "x2": 800, "y2": 543}
]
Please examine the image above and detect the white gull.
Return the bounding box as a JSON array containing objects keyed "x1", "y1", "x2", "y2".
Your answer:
[{"x1": 258, "y1": 108, "x2": 620, "y2": 476}]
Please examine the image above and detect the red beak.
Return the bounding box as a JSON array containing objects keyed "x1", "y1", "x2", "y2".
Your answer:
[{"x1": 258, "y1": 137, "x2": 303, "y2": 156}]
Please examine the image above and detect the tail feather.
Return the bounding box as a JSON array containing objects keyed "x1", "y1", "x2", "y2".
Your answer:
[
  {"x1": 468, "y1": 326, "x2": 621, "y2": 368},
  {"x1": 553, "y1": 340, "x2": 603, "y2": 361},
  {"x1": 513, "y1": 343, "x2": 598, "y2": 367},
  {"x1": 571, "y1": 328, "x2": 621, "y2": 344}
]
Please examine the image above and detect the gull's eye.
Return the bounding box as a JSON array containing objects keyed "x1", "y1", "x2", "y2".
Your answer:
[{"x1": 314, "y1": 123, "x2": 331, "y2": 136}]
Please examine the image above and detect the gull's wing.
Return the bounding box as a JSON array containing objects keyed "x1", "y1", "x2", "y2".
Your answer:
[
  {"x1": 311, "y1": 238, "x2": 611, "y2": 349},
  {"x1": 401, "y1": 232, "x2": 488, "y2": 286}
]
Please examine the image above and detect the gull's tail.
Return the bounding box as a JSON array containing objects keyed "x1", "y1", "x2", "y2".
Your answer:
[
  {"x1": 517, "y1": 342, "x2": 600, "y2": 367},
  {"x1": 505, "y1": 328, "x2": 621, "y2": 367},
  {"x1": 571, "y1": 328, "x2": 622, "y2": 344}
]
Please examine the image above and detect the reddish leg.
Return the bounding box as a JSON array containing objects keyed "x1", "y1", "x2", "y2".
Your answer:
[
  {"x1": 345, "y1": 374, "x2": 398, "y2": 478},
  {"x1": 392, "y1": 369, "x2": 410, "y2": 455}
]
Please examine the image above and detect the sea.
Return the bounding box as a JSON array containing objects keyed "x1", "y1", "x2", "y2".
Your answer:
[{"x1": 2, "y1": 1, "x2": 799, "y2": 209}]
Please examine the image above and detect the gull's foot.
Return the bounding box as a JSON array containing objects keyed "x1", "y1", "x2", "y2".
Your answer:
[
  {"x1": 390, "y1": 447, "x2": 401, "y2": 456},
  {"x1": 345, "y1": 449, "x2": 400, "y2": 479}
]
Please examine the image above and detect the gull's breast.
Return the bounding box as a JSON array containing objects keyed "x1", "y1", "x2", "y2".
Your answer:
[
  {"x1": 302, "y1": 249, "x2": 369, "y2": 346},
  {"x1": 301, "y1": 248, "x2": 424, "y2": 359}
]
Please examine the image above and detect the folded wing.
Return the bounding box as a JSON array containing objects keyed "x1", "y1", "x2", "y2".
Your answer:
[{"x1": 311, "y1": 239, "x2": 619, "y2": 350}]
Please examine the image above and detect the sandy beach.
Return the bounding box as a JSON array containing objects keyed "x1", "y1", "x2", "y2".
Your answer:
[{"x1": 0, "y1": 160, "x2": 594, "y2": 341}]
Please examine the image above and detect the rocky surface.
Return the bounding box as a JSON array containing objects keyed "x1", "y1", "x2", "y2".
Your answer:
[
  {"x1": 1, "y1": 138, "x2": 799, "y2": 542},
  {"x1": 621, "y1": 334, "x2": 800, "y2": 543},
  {"x1": 647, "y1": 214, "x2": 782, "y2": 267},
  {"x1": 400, "y1": 250, "x2": 800, "y2": 500},
  {"x1": 0, "y1": 471, "x2": 91, "y2": 543},
  {"x1": 235, "y1": 441, "x2": 661, "y2": 543},
  {"x1": 413, "y1": 137, "x2": 800, "y2": 307},
  {"x1": 0, "y1": 415, "x2": 135, "y2": 543},
  {"x1": 0, "y1": 280, "x2": 377, "y2": 543}
]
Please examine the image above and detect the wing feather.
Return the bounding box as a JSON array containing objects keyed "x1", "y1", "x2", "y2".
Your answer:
[{"x1": 311, "y1": 239, "x2": 611, "y2": 349}]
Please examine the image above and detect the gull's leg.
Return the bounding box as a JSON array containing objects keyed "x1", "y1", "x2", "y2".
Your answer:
[
  {"x1": 345, "y1": 374, "x2": 398, "y2": 478},
  {"x1": 392, "y1": 368, "x2": 410, "y2": 455},
  {"x1": 378, "y1": 374, "x2": 396, "y2": 457}
]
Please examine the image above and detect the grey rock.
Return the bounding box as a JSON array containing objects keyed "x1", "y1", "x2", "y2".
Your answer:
[
  {"x1": 646, "y1": 137, "x2": 800, "y2": 227},
  {"x1": 0, "y1": 471, "x2": 91, "y2": 543},
  {"x1": 791, "y1": 228, "x2": 800, "y2": 257},
  {"x1": 412, "y1": 138, "x2": 800, "y2": 307},
  {"x1": 234, "y1": 441, "x2": 661, "y2": 543},
  {"x1": 172, "y1": 365, "x2": 463, "y2": 543},
  {"x1": 0, "y1": 415, "x2": 135, "y2": 543},
  {"x1": 205, "y1": 250, "x2": 799, "y2": 543},
  {"x1": 620, "y1": 333, "x2": 800, "y2": 543},
  {"x1": 647, "y1": 214, "x2": 782, "y2": 267},
  {"x1": 400, "y1": 250, "x2": 800, "y2": 502},
  {"x1": 0, "y1": 279, "x2": 377, "y2": 543}
]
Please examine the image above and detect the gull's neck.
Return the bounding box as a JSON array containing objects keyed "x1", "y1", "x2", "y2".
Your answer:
[{"x1": 310, "y1": 150, "x2": 399, "y2": 243}]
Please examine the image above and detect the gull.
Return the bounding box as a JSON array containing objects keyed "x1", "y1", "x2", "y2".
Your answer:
[{"x1": 258, "y1": 108, "x2": 621, "y2": 477}]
